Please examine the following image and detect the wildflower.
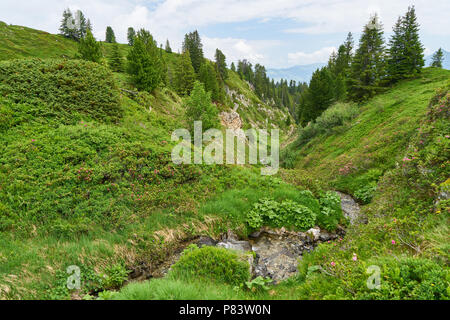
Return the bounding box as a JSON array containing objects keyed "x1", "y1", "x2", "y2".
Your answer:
[
  {"x1": 331, "y1": 262, "x2": 336, "y2": 267},
  {"x1": 391, "y1": 240, "x2": 396, "y2": 245},
  {"x1": 352, "y1": 253, "x2": 358, "y2": 261},
  {"x1": 31, "y1": 139, "x2": 36, "y2": 142}
]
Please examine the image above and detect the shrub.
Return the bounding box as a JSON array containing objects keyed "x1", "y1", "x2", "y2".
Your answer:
[
  {"x1": 169, "y1": 245, "x2": 250, "y2": 286},
  {"x1": 0, "y1": 58, "x2": 121, "y2": 122},
  {"x1": 318, "y1": 191, "x2": 344, "y2": 231},
  {"x1": 246, "y1": 197, "x2": 317, "y2": 231},
  {"x1": 295, "y1": 103, "x2": 358, "y2": 147},
  {"x1": 185, "y1": 81, "x2": 219, "y2": 134}
]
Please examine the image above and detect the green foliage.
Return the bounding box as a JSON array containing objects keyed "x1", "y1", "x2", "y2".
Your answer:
[
  {"x1": 169, "y1": 245, "x2": 251, "y2": 286},
  {"x1": 101, "y1": 264, "x2": 131, "y2": 290},
  {"x1": 108, "y1": 42, "x2": 123, "y2": 72},
  {"x1": 215, "y1": 49, "x2": 228, "y2": 80},
  {"x1": 175, "y1": 50, "x2": 196, "y2": 96},
  {"x1": 246, "y1": 197, "x2": 317, "y2": 231},
  {"x1": 127, "y1": 27, "x2": 135, "y2": 46},
  {"x1": 294, "y1": 103, "x2": 359, "y2": 148},
  {"x1": 386, "y1": 6, "x2": 425, "y2": 83},
  {"x1": 0, "y1": 58, "x2": 121, "y2": 122},
  {"x1": 349, "y1": 14, "x2": 387, "y2": 101},
  {"x1": 317, "y1": 191, "x2": 344, "y2": 231},
  {"x1": 243, "y1": 276, "x2": 273, "y2": 292},
  {"x1": 198, "y1": 62, "x2": 221, "y2": 102},
  {"x1": 127, "y1": 32, "x2": 164, "y2": 93},
  {"x1": 78, "y1": 29, "x2": 103, "y2": 63},
  {"x1": 431, "y1": 48, "x2": 444, "y2": 68},
  {"x1": 182, "y1": 30, "x2": 204, "y2": 74},
  {"x1": 105, "y1": 26, "x2": 116, "y2": 43},
  {"x1": 185, "y1": 81, "x2": 219, "y2": 133}
]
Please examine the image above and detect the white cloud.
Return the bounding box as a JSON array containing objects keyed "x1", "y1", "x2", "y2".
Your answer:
[{"x1": 288, "y1": 47, "x2": 337, "y2": 65}]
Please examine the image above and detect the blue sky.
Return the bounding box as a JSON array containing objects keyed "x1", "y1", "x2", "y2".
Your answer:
[{"x1": 1, "y1": 0, "x2": 449, "y2": 68}]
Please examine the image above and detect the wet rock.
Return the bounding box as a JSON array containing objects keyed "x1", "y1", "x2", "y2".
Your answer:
[
  {"x1": 306, "y1": 227, "x2": 321, "y2": 241},
  {"x1": 336, "y1": 192, "x2": 363, "y2": 225},
  {"x1": 195, "y1": 236, "x2": 218, "y2": 248},
  {"x1": 217, "y1": 240, "x2": 252, "y2": 252}
]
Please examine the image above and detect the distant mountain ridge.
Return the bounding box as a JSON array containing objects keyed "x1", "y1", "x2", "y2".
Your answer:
[
  {"x1": 268, "y1": 49, "x2": 449, "y2": 83},
  {"x1": 267, "y1": 63, "x2": 326, "y2": 83}
]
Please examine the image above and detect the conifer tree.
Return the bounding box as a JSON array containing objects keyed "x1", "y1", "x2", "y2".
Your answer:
[
  {"x1": 185, "y1": 81, "x2": 219, "y2": 134},
  {"x1": 199, "y1": 63, "x2": 221, "y2": 102},
  {"x1": 59, "y1": 9, "x2": 77, "y2": 40},
  {"x1": 76, "y1": 10, "x2": 87, "y2": 39},
  {"x1": 387, "y1": 6, "x2": 424, "y2": 82},
  {"x1": 215, "y1": 49, "x2": 228, "y2": 80},
  {"x1": 127, "y1": 27, "x2": 136, "y2": 46},
  {"x1": 175, "y1": 50, "x2": 196, "y2": 96},
  {"x1": 127, "y1": 31, "x2": 164, "y2": 92},
  {"x1": 349, "y1": 14, "x2": 387, "y2": 101},
  {"x1": 402, "y1": 6, "x2": 424, "y2": 75},
  {"x1": 431, "y1": 48, "x2": 444, "y2": 68},
  {"x1": 86, "y1": 19, "x2": 93, "y2": 33},
  {"x1": 109, "y1": 42, "x2": 123, "y2": 72},
  {"x1": 182, "y1": 31, "x2": 204, "y2": 73},
  {"x1": 231, "y1": 62, "x2": 236, "y2": 72},
  {"x1": 165, "y1": 40, "x2": 172, "y2": 53},
  {"x1": 78, "y1": 29, "x2": 102, "y2": 63},
  {"x1": 105, "y1": 26, "x2": 116, "y2": 43}
]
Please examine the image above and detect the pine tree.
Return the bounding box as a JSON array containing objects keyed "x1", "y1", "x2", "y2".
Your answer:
[
  {"x1": 185, "y1": 81, "x2": 219, "y2": 134},
  {"x1": 175, "y1": 50, "x2": 196, "y2": 96},
  {"x1": 387, "y1": 6, "x2": 424, "y2": 82},
  {"x1": 182, "y1": 31, "x2": 204, "y2": 73},
  {"x1": 127, "y1": 27, "x2": 136, "y2": 46},
  {"x1": 127, "y1": 31, "x2": 165, "y2": 92},
  {"x1": 76, "y1": 10, "x2": 87, "y2": 39},
  {"x1": 165, "y1": 40, "x2": 172, "y2": 53},
  {"x1": 231, "y1": 62, "x2": 236, "y2": 72},
  {"x1": 86, "y1": 19, "x2": 93, "y2": 33},
  {"x1": 402, "y1": 6, "x2": 424, "y2": 75},
  {"x1": 349, "y1": 14, "x2": 387, "y2": 101},
  {"x1": 431, "y1": 48, "x2": 444, "y2": 68},
  {"x1": 105, "y1": 26, "x2": 116, "y2": 43},
  {"x1": 215, "y1": 49, "x2": 228, "y2": 80},
  {"x1": 59, "y1": 9, "x2": 77, "y2": 40},
  {"x1": 109, "y1": 42, "x2": 123, "y2": 72},
  {"x1": 199, "y1": 63, "x2": 220, "y2": 102},
  {"x1": 78, "y1": 29, "x2": 102, "y2": 63}
]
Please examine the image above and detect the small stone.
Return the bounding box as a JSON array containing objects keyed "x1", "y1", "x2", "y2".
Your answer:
[{"x1": 306, "y1": 227, "x2": 321, "y2": 241}]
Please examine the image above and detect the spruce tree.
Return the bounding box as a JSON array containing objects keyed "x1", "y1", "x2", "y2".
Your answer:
[
  {"x1": 86, "y1": 19, "x2": 93, "y2": 33},
  {"x1": 431, "y1": 48, "x2": 444, "y2": 68},
  {"x1": 387, "y1": 6, "x2": 424, "y2": 82},
  {"x1": 109, "y1": 42, "x2": 123, "y2": 72},
  {"x1": 402, "y1": 6, "x2": 424, "y2": 75},
  {"x1": 165, "y1": 40, "x2": 172, "y2": 53},
  {"x1": 76, "y1": 10, "x2": 87, "y2": 39},
  {"x1": 185, "y1": 81, "x2": 219, "y2": 134},
  {"x1": 182, "y1": 31, "x2": 204, "y2": 73},
  {"x1": 127, "y1": 27, "x2": 136, "y2": 46},
  {"x1": 349, "y1": 14, "x2": 387, "y2": 101},
  {"x1": 215, "y1": 49, "x2": 228, "y2": 80},
  {"x1": 231, "y1": 62, "x2": 236, "y2": 72},
  {"x1": 127, "y1": 31, "x2": 164, "y2": 92},
  {"x1": 59, "y1": 9, "x2": 77, "y2": 40},
  {"x1": 199, "y1": 63, "x2": 220, "y2": 102},
  {"x1": 78, "y1": 29, "x2": 102, "y2": 63},
  {"x1": 175, "y1": 50, "x2": 196, "y2": 96},
  {"x1": 105, "y1": 26, "x2": 116, "y2": 43}
]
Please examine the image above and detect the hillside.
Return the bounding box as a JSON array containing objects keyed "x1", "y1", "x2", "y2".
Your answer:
[{"x1": 0, "y1": 22, "x2": 448, "y2": 301}]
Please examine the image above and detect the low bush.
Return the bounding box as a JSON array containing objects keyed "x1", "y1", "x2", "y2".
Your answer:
[
  {"x1": 317, "y1": 191, "x2": 344, "y2": 231},
  {"x1": 294, "y1": 103, "x2": 359, "y2": 147},
  {"x1": 169, "y1": 245, "x2": 251, "y2": 286},
  {"x1": 246, "y1": 197, "x2": 317, "y2": 231},
  {"x1": 0, "y1": 58, "x2": 121, "y2": 122}
]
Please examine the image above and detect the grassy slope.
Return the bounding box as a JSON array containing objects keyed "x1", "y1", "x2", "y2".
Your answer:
[
  {"x1": 0, "y1": 25, "x2": 294, "y2": 299},
  {"x1": 284, "y1": 68, "x2": 449, "y2": 196}
]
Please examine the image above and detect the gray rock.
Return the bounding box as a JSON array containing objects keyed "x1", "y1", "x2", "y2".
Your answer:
[
  {"x1": 336, "y1": 191, "x2": 363, "y2": 225},
  {"x1": 195, "y1": 236, "x2": 218, "y2": 248},
  {"x1": 217, "y1": 240, "x2": 252, "y2": 252}
]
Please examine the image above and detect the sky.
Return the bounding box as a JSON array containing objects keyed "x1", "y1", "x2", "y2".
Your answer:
[{"x1": 1, "y1": 0, "x2": 449, "y2": 69}]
